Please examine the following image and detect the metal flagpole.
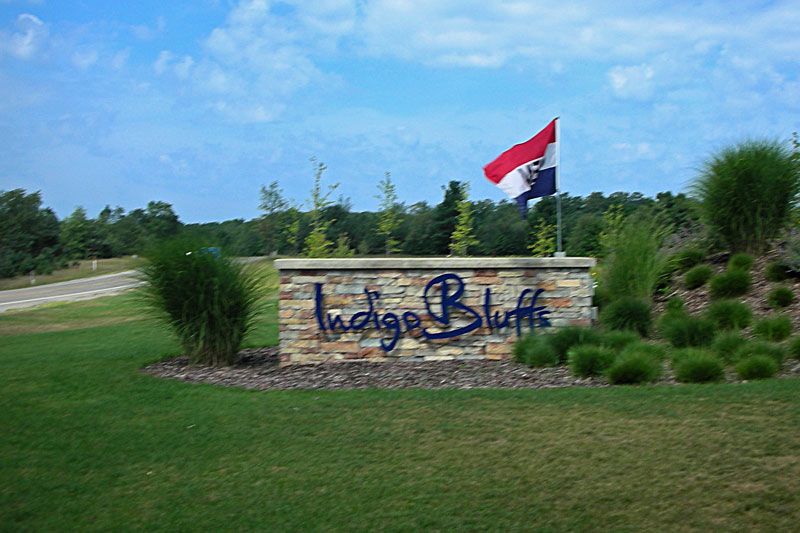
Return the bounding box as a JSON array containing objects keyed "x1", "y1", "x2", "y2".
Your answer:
[{"x1": 555, "y1": 117, "x2": 563, "y2": 255}]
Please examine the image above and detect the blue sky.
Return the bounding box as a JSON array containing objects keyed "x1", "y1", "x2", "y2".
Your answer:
[{"x1": 1, "y1": 0, "x2": 798, "y2": 223}]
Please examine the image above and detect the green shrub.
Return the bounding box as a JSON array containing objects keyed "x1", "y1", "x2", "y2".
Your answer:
[
  {"x1": 140, "y1": 239, "x2": 261, "y2": 366},
  {"x1": 513, "y1": 333, "x2": 560, "y2": 367},
  {"x1": 711, "y1": 332, "x2": 748, "y2": 364},
  {"x1": 601, "y1": 214, "x2": 668, "y2": 299},
  {"x1": 606, "y1": 352, "x2": 662, "y2": 384},
  {"x1": 709, "y1": 269, "x2": 751, "y2": 298},
  {"x1": 593, "y1": 284, "x2": 610, "y2": 312},
  {"x1": 734, "y1": 341, "x2": 785, "y2": 366},
  {"x1": 568, "y1": 344, "x2": 616, "y2": 377},
  {"x1": 735, "y1": 356, "x2": 778, "y2": 380},
  {"x1": 665, "y1": 296, "x2": 685, "y2": 315},
  {"x1": 766, "y1": 286, "x2": 794, "y2": 308},
  {"x1": 658, "y1": 314, "x2": 716, "y2": 348},
  {"x1": 788, "y1": 337, "x2": 800, "y2": 360},
  {"x1": 620, "y1": 341, "x2": 667, "y2": 362},
  {"x1": 764, "y1": 261, "x2": 789, "y2": 282},
  {"x1": 692, "y1": 139, "x2": 800, "y2": 254},
  {"x1": 705, "y1": 300, "x2": 752, "y2": 330},
  {"x1": 671, "y1": 248, "x2": 706, "y2": 273},
  {"x1": 728, "y1": 253, "x2": 754, "y2": 271},
  {"x1": 674, "y1": 351, "x2": 725, "y2": 383},
  {"x1": 753, "y1": 315, "x2": 792, "y2": 341},
  {"x1": 684, "y1": 264, "x2": 712, "y2": 290},
  {"x1": 600, "y1": 330, "x2": 641, "y2": 352},
  {"x1": 600, "y1": 297, "x2": 652, "y2": 336},
  {"x1": 545, "y1": 326, "x2": 603, "y2": 363}
]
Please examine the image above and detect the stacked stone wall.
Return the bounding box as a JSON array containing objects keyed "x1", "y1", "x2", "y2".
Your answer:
[{"x1": 276, "y1": 258, "x2": 595, "y2": 365}]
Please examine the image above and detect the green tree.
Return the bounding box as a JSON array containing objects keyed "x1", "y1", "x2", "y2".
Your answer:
[
  {"x1": 60, "y1": 207, "x2": 106, "y2": 259},
  {"x1": 303, "y1": 158, "x2": 339, "y2": 258},
  {"x1": 567, "y1": 213, "x2": 604, "y2": 257},
  {"x1": 528, "y1": 218, "x2": 556, "y2": 257},
  {"x1": 449, "y1": 183, "x2": 479, "y2": 256},
  {"x1": 692, "y1": 138, "x2": 800, "y2": 254},
  {"x1": 375, "y1": 172, "x2": 402, "y2": 255},
  {"x1": 0, "y1": 189, "x2": 61, "y2": 277},
  {"x1": 599, "y1": 204, "x2": 626, "y2": 258},
  {"x1": 428, "y1": 181, "x2": 464, "y2": 255},
  {"x1": 258, "y1": 181, "x2": 289, "y2": 254}
]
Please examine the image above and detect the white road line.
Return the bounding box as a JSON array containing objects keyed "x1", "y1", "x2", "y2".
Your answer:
[{"x1": 0, "y1": 282, "x2": 144, "y2": 306}]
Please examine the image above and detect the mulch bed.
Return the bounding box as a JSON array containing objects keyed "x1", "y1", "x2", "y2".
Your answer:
[{"x1": 142, "y1": 347, "x2": 800, "y2": 391}]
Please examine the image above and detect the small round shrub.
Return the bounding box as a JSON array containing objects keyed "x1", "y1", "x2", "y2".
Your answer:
[
  {"x1": 788, "y1": 337, "x2": 800, "y2": 360},
  {"x1": 728, "y1": 253, "x2": 754, "y2": 271},
  {"x1": 735, "y1": 355, "x2": 778, "y2": 380},
  {"x1": 753, "y1": 315, "x2": 792, "y2": 342},
  {"x1": 665, "y1": 296, "x2": 685, "y2": 315},
  {"x1": 711, "y1": 332, "x2": 748, "y2": 364},
  {"x1": 621, "y1": 341, "x2": 667, "y2": 362},
  {"x1": 672, "y1": 248, "x2": 706, "y2": 273},
  {"x1": 545, "y1": 326, "x2": 603, "y2": 363},
  {"x1": 709, "y1": 269, "x2": 751, "y2": 299},
  {"x1": 606, "y1": 352, "x2": 662, "y2": 385},
  {"x1": 766, "y1": 286, "x2": 794, "y2": 308},
  {"x1": 734, "y1": 341, "x2": 785, "y2": 366},
  {"x1": 674, "y1": 352, "x2": 725, "y2": 383},
  {"x1": 705, "y1": 299, "x2": 752, "y2": 330},
  {"x1": 600, "y1": 297, "x2": 652, "y2": 337},
  {"x1": 658, "y1": 314, "x2": 716, "y2": 348},
  {"x1": 600, "y1": 330, "x2": 641, "y2": 351},
  {"x1": 513, "y1": 333, "x2": 559, "y2": 367},
  {"x1": 764, "y1": 261, "x2": 789, "y2": 282},
  {"x1": 568, "y1": 344, "x2": 616, "y2": 377},
  {"x1": 670, "y1": 347, "x2": 713, "y2": 366},
  {"x1": 684, "y1": 264, "x2": 712, "y2": 290}
]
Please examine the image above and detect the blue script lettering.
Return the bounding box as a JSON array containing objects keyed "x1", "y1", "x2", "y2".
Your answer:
[{"x1": 314, "y1": 273, "x2": 551, "y2": 353}]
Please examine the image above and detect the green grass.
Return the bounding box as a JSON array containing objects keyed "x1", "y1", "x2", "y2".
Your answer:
[
  {"x1": 2, "y1": 281, "x2": 800, "y2": 530},
  {"x1": 0, "y1": 256, "x2": 146, "y2": 290}
]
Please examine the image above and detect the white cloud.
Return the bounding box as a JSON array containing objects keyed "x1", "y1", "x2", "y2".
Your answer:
[
  {"x1": 608, "y1": 63, "x2": 655, "y2": 100},
  {"x1": 0, "y1": 13, "x2": 48, "y2": 60},
  {"x1": 71, "y1": 49, "x2": 99, "y2": 70},
  {"x1": 131, "y1": 16, "x2": 165, "y2": 40},
  {"x1": 154, "y1": 50, "x2": 174, "y2": 74}
]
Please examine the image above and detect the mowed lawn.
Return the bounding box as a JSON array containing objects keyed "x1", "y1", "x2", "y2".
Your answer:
[{"x1": 1, "y1": 272, "x2": 800, "y2": 531}]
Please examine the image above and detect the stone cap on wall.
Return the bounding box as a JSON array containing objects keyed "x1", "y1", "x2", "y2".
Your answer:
[{"x1": 275, "y1": 257, "x2": 596, "y2": 270}]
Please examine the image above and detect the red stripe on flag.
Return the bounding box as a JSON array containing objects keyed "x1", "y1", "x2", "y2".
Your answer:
[{"x1": 483, "y1": 119, "x2": 557, "y2": 184}]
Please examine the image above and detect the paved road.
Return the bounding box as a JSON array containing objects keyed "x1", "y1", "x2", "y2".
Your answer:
[{"x1": 0, "y1": 270, "x2": 143, "y2": 312}]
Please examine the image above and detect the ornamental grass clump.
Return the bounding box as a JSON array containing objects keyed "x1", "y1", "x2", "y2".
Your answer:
[
  {"x1": 601, "y1": 214, "x2": 668, "y2": 299},
  {"x1": 711, "y1": 332, "x2": 748, "y2": 365},
  {"x1": 753, "y1": 315, "x2": 792, "y2": 342},
  {"x1": 735, "y1": 341, "x2": 785, "y2": 366},
  {"x1": 709, "y1": 269, "x2": 751, "y2": 299},
  {"x1": 728, "y1": 253, "x2": 754, "y2": 272},
  {"x1": 620, "y1": 341, "x2": 667, "y2": 362},
  {"x1": 600, "y1": 297, "x2": 652, "y2": 337},
  {"x1": 684, "y1": 264, "x2": 712, "y2": 290},
  {"x1": 735, "y1": 356, "x2": 778, "y2": 380},
  {"x1": 788, "y1": 337, "x2": 800, "y2": 360},
  {"x1": 671, "y1": 248, "x2": 706, "y2": 273},
  {"x1": 764, "y1": 261, "x2": 789, "y2": 282},
  {"x1": 568, "y1": 344, "x2": 616, "y2": 378},
  {"x1": 658, "y1": 314, "x2": 716, "y2": 348},
  {"x1": 692, "y1": 139, "x2": 800, "y2": 254},
  {"x1": 705, "y1": 300, "x2": 752, "y2": 330},
  {"x1": 606, "y1": 350, "x2": 662, "y2": 385},
  {"x1": 545, "y1": 326, "x2": 603, "y2": 364},
  {"x1": 600, "y1": 330, "x2": 640, "y2": 352},
  {"x1": 766, "y1": 286, "x2": 794, "y2": 308},
  {"x1": 674, "y1": 351, "x2": 725, "y2": 383},
  {"x1": 140, "y1": 239, "x2": 262, "y2": 366},
  {"x1": 513, "y1": 333, "x2": 559, "y2": 367}
]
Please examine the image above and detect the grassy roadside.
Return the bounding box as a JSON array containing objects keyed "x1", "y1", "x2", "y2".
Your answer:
[
  {"x1": 1, "y1": 283, "x2": 799, "y2": 530},
  {"x1": 0, "y1": 256, "x2": 146, "y2": 291}
]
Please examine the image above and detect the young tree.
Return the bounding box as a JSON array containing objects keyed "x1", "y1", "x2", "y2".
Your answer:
[
  {"x1": 303, "y1": 158, "x2": 339, "y2": 258},
  {"x1": 449, "y1": 183, "x2": 478, "y2": 256},
  {"x1": 375, "y1": 172, "x2": 402, "y2": 255},
  {"x1": 258, "y1": 181, "x2": 289, "y2": 254},
  {"x1": 528, "y1": 218, "x2": 556, "y2": 257}
]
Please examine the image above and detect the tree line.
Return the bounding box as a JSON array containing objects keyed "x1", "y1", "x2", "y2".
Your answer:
[{"x1": 0, "y1": 178, "x2": 699, "y2": 279}]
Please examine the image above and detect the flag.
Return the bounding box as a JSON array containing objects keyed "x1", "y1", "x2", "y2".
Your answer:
[{"x1": 483, "y1": 118, "x2": 558, "y2": 218}]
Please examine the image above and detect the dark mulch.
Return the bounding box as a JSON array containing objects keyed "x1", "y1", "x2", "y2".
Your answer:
[
  {"x1": 142, "y1": 347, "x2": 611, "y2": 391},
  {"x1": 141, "y1": 347, "x2": 800, "y2": 391}
]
